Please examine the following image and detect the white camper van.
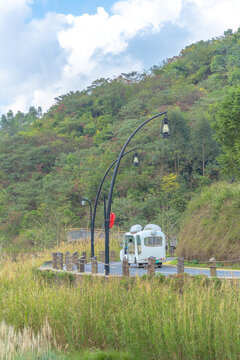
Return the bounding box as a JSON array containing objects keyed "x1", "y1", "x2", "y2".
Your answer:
[{"x1": 120, "y1": 224, "x2": 166, "y2": 267}]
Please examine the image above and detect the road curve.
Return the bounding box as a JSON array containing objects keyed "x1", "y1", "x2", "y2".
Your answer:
[{"x1": 83, "y1": 261, "x2": 240, "y2": 278}]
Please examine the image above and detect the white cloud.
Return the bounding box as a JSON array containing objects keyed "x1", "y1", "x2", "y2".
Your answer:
[
  {"x1": 112, "y1": 0, "x2": 182, "y2": 34},
  {"x1": 180, "y1": 0, "x2": 240, "y2": 41},
  {"x1": 0, "y1": 0, "x2": 32, "y2": 14},
  {"x1": 58, "y1": 0, "x2": 183, "y2": 78},
  {"x1": 1, "y1": 0, "x2": 240, "y2": 115},
  {"x1": 0, "y1": 1, "x2": 69, "y2": 114}
]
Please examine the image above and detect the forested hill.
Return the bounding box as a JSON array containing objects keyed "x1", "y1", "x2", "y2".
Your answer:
[{"x1": 1, "y1": 28, "x2": 240, "y2": 251}]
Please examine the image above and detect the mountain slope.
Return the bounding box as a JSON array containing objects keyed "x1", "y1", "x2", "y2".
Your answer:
[{"x1": 1, "y1": 29, "x2": 240, "y2": 251}]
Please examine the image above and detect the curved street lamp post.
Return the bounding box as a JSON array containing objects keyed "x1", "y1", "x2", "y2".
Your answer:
[
  {"x1": 91, "y1": 147, "x2": 138, "y2": 258},
  {"x1": 82, "y1": 149, "x2": 139, "y2": 259},
  {"x1": 81, "y1": 197, "x2": 93, "y2": 257},
  {"x1": 104, "y1": 111, "x2": 171, "y2": 275}
]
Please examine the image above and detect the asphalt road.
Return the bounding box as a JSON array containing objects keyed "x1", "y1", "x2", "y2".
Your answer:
[{"x1": 83, "y1": 261, "x2": 240, "y2": 278}]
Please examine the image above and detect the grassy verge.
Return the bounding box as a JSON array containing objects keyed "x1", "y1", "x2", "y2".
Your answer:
[
  {"x1": 13, "y1": 349, "x2": 134, "y2": 360},
  {"x1": 168, "y1": 259, "x2": 240, "y2": 270},
  {"x1": 2, "y1": 249, "x2": 240, "y2": 359}
]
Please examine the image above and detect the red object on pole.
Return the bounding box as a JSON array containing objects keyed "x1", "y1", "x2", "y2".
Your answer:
[{"x1": 109, "y1": 212, "x2": 115, "y2": 229}]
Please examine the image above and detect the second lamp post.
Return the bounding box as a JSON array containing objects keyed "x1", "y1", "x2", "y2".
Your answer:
[{"x1": 81, "y1": 197, "x2": 93, "y2": 258}]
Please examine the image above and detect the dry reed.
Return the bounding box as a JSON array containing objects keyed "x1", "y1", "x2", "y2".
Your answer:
[{"x1": 0, "y1": 319, "x2": 56, "y2": 359}]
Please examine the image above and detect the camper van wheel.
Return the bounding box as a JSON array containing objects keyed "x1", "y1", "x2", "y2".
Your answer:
[{"x1": 157, "y1": 263, "x2": 162, "y2": 268}]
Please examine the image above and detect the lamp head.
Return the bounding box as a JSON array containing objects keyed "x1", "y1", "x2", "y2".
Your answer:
[
  {"x1": 160, "y1": 114, "x2": 171, "y2": 138},
  {"x1": 133, "y1": 152, "x2": 139, "y2": 167}
]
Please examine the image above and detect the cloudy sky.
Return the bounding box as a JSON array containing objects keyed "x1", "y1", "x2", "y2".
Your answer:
[{"x1": 1, "y1": 0, "x2": 240, "y2": 115}]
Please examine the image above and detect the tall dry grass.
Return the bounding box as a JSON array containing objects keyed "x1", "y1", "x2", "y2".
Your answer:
[
  {"x1": 1, "y1": 246, "x2": 240, "y2": 359},
  {"x1": 48, "y1": 232, "x2": 121, "y2": 261},
  {"x1": 0, "y1": 318, "x2": 56, "y2": 359}
]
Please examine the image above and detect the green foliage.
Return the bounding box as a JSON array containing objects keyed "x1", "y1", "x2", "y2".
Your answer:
[
  {"x1": 213, "y1": 86, "x2": 240, "y2": 172},
  {"x1": 1, "y1": 29, "x2": 240, "y2": 250},
  {"x1": 210, "y1": 55, "x2": 226, "y2": 73},
  {"x1": 190, "y1": 115, "x2": 220, "y2": 176}
]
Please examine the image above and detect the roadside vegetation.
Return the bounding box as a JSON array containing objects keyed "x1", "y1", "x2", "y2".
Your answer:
[
  {"x1": 1, "y1": 252, "x2": 240, "y2": 359},
  {"x1": 177, "y1": 182, "x2": 240, "y2": 261},
  {"x1": 169, "y1": 259, "x2": 240, "y2": 270}
]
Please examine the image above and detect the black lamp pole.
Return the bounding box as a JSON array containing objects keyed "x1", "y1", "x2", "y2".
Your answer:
[
  {"x1": 104, "y1": 111, "x2": 169, "y2": 275},
  {"x1": 81, "y1": 197, "x2": 93, "y2": 258},
  {"x1": 91, "y1": 147, "x2": 137, "y2": 257}
]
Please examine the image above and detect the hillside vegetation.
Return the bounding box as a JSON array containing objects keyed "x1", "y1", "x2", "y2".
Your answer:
[
  {"x1": 1, "y1": 28, "x2": 240, "y2": 251},
  {"x1": 177, "y1": 182, "x2": 240, "y2": 261}
]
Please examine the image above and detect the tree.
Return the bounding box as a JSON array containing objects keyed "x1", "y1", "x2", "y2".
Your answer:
[
  {"x1": 191, "y1": 116, "x2": 219, "y2": 176},
  {"x1": 210, "y1": 55, "x2": 226, "y2": 73},
  {"x1": 213, "y1": 87, "x2": 240, "y2": 172},
  {"x1": 0, "y1": 110, "x2": 17, "y2": 134},
  {"x1": 37, "y1": 106, "x2": 43, "y2": 118},
  {"x1": 168, "y1": 110, "x2": 190, "y2": 175},
  {"x1": 0, "y1": 114, "x2": 8, "y2": 130}
]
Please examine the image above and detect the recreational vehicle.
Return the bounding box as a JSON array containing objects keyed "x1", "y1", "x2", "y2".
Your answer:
[{"x1": 120, "y1": 224, "x2": 166, "y2": 267}]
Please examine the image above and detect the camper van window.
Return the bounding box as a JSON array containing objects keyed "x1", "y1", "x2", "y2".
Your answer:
[
  {"x1": 144, "y1": 237, "x2": 162, "y2": 247},
  {"x1": 123, "y1": 235, "x2": 134, "y2": 254},
  {"x1": 136, "y1": 235, "x2": 141, "y2": 245},
  {"x1": 136, "y1": 235, "x2": 142, "y2": 254}
]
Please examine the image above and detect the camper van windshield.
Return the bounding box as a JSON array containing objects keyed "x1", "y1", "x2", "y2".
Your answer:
[
  {"x1": 124, "y1": 235, "x2": 134, "y2": 243},
  {"x1": 144, "y1": 237, "x2": 162, "y2": 247}
]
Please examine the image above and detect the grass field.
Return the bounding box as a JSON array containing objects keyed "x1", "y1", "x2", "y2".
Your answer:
[{"x1": 1, "y1": 239, "x2": 240, "y2": 359}]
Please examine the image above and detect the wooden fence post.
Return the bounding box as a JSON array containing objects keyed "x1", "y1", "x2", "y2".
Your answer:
[
  {"x1": 72, "y1": 252, "x2": 78, "y2": 266},
  {"x1": 56, "y1": 252, "x2": 63, "y2": 270},
  {"x1": 91, "y1": 256, "x2": 98, "y2": 274},
  {"x1": 209, "y1": 257, "x2": 217, "y2": 277},
  {"x1": 177, "y1": 257, "x2": 184, "y2": 275},
  {"x1": 147, "y1": 257, "x2": 156, "y2": 276},
  {"x1": 65, "y1": 251, "x2": 74, "y2": 271},
  {"x1": 52, "y1": 252, "x2": 57, "y2": 269},
  {"x1": 122, "y1": 258, "x2": 129, "y2": 277},
  {"x1": 65, "y1": 251, "x2": 69, "y2": 270},
  {"x1": 81, "y1": 251, "x2": 87, "y2": 264},
  {"x1": 77, "y1": 256, "x2": 85, "y2": 273}
]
